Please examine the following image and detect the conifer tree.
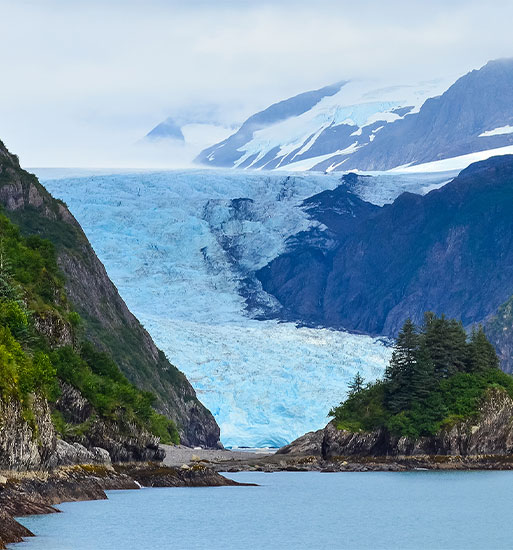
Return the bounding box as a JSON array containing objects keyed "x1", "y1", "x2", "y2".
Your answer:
[
  {"x1": 348, "y1": 371, "x2": 364, "y2": 396},
  {"x1": 385, "y1": 319, "x2": 419, "y2": 412},
  {"x1": 409, "y1": 340, "x2": 435, "y2": 401},
  {"x1": 385, "y1": 319, "x2": 419, "y2": 381},
  {"x1": 422, "y1": 314, "x2": 467, "y2": 378},
  {"x1": 468, "y1": 326, "x2": 499, "y2": 372}
]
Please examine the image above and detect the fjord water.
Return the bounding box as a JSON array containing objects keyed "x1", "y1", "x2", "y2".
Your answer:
[{"x1": 11, "y1": 471, "x2": 513, "y2": 550}]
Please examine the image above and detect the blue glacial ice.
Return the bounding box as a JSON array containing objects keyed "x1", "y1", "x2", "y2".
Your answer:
[{"x1": 39, "y1": 168, "x2": 427, "y2": 447}]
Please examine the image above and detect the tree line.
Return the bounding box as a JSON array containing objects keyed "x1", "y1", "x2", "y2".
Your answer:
[{"x1": 331, "y1": 313, "x2": 511, "y2": 438}]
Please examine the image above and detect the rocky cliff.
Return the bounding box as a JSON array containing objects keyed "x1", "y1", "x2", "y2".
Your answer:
[
  {"x1": 0, "y1": 139, "x2": 220, "y2": 448},
  {"x1": 0, "y1": 385, "x2": 165, "y2": 471},
  {"x1": 279, "y1": 387, "x2": 513, "y2": 458},
  {"x1": 0, "y1": 396, "x2": 55, "y2": 471}
]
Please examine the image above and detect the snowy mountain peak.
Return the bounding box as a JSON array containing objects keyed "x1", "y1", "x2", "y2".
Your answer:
[
  {"x1": 146, "y1": 117, "x2": 185, "y2": 141},
  {"x1": 195, "y1": 76, "x2": 452, "y2": 172},
  {"x1": 196, "y1": 59, "x2": 513, "y2": 173}
]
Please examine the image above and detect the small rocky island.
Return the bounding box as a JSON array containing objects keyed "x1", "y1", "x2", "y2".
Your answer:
[{"x1": 277, "y1": 315, "x2": 513, "y2": 468}]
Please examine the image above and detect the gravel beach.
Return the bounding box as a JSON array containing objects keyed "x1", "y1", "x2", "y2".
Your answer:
[{"x1": 161, "y1": 445, "x2": 273, "y2": 467}]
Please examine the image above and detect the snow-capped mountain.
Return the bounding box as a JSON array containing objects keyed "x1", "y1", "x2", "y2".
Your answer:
[
  {"x1": 196, "y1": 59, "x2": 513, "y2": 173},
  {"x1": 38, "y1": 168, "x2": 449, "y2": 447},
  {"x1": 146, "y1": 117, "x2": 187, "y2": 141},
  {"x1": 140, "y1": 106, "x2": 239, "y2": 167}
]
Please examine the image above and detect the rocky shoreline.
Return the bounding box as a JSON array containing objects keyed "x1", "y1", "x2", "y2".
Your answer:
[
  {"x1": 163, "y1": 447, "x2": 513, "y2": 474},
  {"x1": 208, "y1": 451, "x2": 513, "y2": 473},
  {"x1": 157, "y1": 440, "x2": 513, "y2": 475},
  {"x1": 0, "y1": 462, "x2": 250, "y2": 549}
]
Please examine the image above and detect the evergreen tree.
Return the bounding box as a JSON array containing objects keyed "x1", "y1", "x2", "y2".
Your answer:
[
  {"x1": 385, "y1": 319, "x2": 419, "y2": 381},
  {"x1": 348, "y1": 371, "x2": 364, "y2": 396},
  {"x1": 422, "y1": 313, "x2": 467, "y2": 378},
  {"x1": 409, "y1": 340, "x2": 435, "y2": 401},
  {"x1": 385, "y1": 319, "x2": 419, "y2": 412},
  {"x1": 446, "y1": 319, "x2": 469, "y2": 373},
  {"x1": 468, "y1": 326, "x2": 499, "y2": 372}
]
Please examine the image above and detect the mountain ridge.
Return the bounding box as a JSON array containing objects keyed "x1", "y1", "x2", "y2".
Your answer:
[{"x1": 196, "y1": 59, "x2": 513, "y2": 173}]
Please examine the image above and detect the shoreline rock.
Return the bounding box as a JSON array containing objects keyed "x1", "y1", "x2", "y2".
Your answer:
[
  {"x1": 196, "y1": 450, "x2": 513, "y2": 474},
  {"x1": 278, "y1": 388, "x2": 513, "y2": 459}
]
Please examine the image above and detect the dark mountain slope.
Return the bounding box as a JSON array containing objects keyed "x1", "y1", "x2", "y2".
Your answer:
[
  {"x1": 146, "y1": 117, "x2": 185, "y2": 141},
  {"x1": 258, "y1": 156, "x2": 513, "y2": 353},
  {"x1": 0, "y1": 140, "x2": 220, "y2": 447}
]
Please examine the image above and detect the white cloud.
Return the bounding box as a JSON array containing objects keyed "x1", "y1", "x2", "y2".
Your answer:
[{"x1": 1, "y1": 0, "x2": 513, "y2": 167}]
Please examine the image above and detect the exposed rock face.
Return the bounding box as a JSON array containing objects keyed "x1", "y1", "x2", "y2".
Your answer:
[
  {"x1": 258, "y1": 156, "x2": 513, "y2": 373},
  {"x1": 0, "y1": 397, "x2": 56, "y2": 471},
  {"x1": 276, "y1": 429, "x2": 324, "y2": 456},
  {"x1": 77, "y1": 418, "x2": 164, "y2": 463},
  {"x1": 54, "y1": 382, "x2": 163, "y2": 462},
  {"x1": 33, "y1": 311, "x2": 73, "y2": 348},
  {"x1": 483, "y1": 295, "x2": 513, "y2": 374},
  {"x1": 0, "y1": 385, "x2": 162, "y2": 471},
  {"x1": 47, "y1": 440, "x2": 110, "y2": 468},
  {"x1": 279, "y1": 388, "x2": 513, "y2": 458},
  {"x1": 55, "y1": 382, "x2": 93, "y2": 424},
  {"x1": 0, "y1": 139, "x2": 220, "y2": 447}
]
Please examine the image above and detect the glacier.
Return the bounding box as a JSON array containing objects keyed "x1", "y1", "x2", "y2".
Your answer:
[{"x1": 39, "y1": 168, "x2": 449, "y2": 447}]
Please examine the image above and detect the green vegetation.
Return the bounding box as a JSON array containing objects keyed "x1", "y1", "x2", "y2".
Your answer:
[
  {"x1": 330, "y1": 313, "x2": 511, "y2": 439},
  {"x1": 0, "y1": 212, "x2": 179, "y2": 444}
]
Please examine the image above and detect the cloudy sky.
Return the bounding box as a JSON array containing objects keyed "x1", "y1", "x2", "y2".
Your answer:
[{"x1": 1, "y1": 0, "x2": 512, "y2": 168}]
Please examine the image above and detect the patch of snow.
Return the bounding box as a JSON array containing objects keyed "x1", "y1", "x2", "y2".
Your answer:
[
  {"x1": 230, "y1": 77, "x2": 454, "y2": 170},
  {"x1": 479, "y1": 125, "x2": 513, "y2": 137},
  {"x1": 274, "y1": 152, "x2": 345, "y2": 172},
  {"x1": 388, "y1": 145, "x2": 513, "y2": 173},
  {"x1": 343, "y1": 171, "x2": 459, "y2": 206},
  {"x1": 326, "y1": 159, "x2": 349, "y2": 173}
]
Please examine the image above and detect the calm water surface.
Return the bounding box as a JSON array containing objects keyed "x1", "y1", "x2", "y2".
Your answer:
[{"x1": 9, "y1": 471, "x2": 513, "y2": 550}]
